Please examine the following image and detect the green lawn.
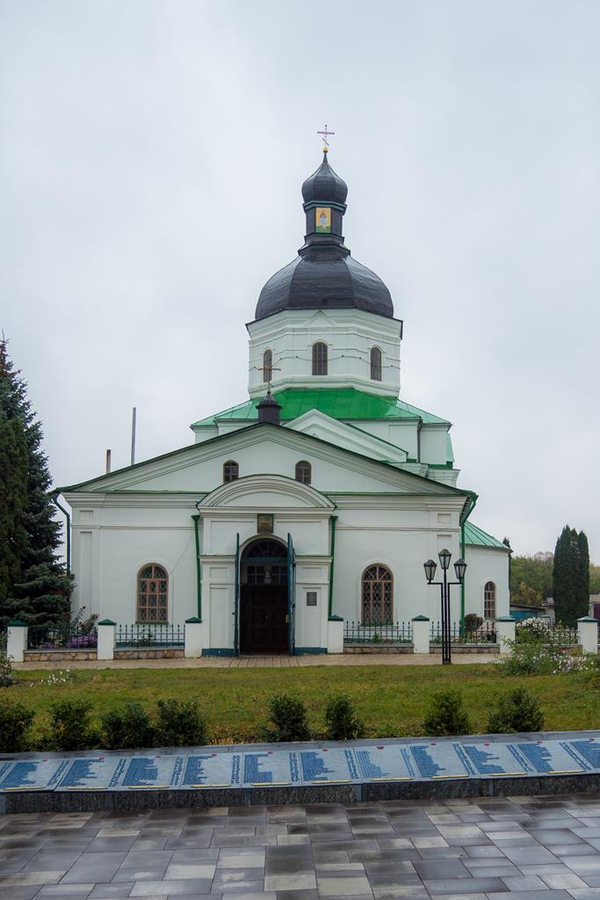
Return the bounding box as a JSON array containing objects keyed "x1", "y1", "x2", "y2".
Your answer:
[{"x1": 7, "y1": 663, "x2": 599, "y2": 743}]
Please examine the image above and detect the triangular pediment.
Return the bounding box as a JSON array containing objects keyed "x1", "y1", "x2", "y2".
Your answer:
[
  {"x1": 286, "y1": 409, "x2": 408, "y2": 465},
  {"x1": 59, "y1": 422, "x2": 465, "y2": 498}
]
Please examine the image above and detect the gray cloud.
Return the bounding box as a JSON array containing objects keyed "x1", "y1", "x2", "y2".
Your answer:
[{"x1": 1, "y1": 0, "x2": 599, "y2": 557}]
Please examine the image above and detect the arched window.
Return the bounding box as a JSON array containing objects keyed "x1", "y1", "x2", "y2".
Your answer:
[
  {"x1": 370, "y1": 346, "x2": 382, "y2": 381},
  {"x1": 223, "y1": 460, "x2": 239, "y2": 483},
  {"x1": 484, "y1": 581, "x2": 496, "y2": 620},
  {"x1": 312, "y1": 342, "x2": 328, "y2": 376},
  {"x1": 262, "y1": 349, "x2": 273, "y2": 383},
  {"x1": 295, "y1": 460, "x2": 312, "y2": 485},
  {"x1": 137, "y1": 564, "x2": 168, "y2": 622},
  {"x1": 362, "y1": 564, "x2": 393, "y2": 624}
]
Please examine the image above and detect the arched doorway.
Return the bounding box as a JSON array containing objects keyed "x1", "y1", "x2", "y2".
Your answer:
[{"x1": 240, "y1": 538, "x2": 289, "y2": 654}]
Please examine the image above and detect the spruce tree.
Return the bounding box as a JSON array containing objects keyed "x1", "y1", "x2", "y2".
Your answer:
[
  {"x1": 553, "y1": 525, "x2": 589, "y2": 626},
  {"x1": 0, "y1": 338, "x2": 72, "y2": 627},
  {"x1": 576, "y1": 530, "x2": 590, "y2": 620}
]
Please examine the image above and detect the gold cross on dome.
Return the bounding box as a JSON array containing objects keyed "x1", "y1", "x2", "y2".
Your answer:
[{"x1": 317, "y1": 124, "x2": 335, "y2": 148}]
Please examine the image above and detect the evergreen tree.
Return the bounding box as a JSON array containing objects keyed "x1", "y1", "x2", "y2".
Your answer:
[
  {"x1": 576, "y1": 530, "x2": 590, "y2": 618},
  {"x1": 553, "y1": 525, "x2": 589, "y2": 626},
  {"x1": 0, "y1": 338, "x2": 72, "y2": 626}
]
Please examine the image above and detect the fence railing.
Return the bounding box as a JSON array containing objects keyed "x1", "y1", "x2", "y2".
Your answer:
[
  {"x1": 27, "y1": 623, "x2": 98, "y2": 650},
  {"x1": 115, "y1": 623, "x2": 185, "y2": 648},
  {"x1": 429, "y1": 621, "x2": 497, "y2": 644},
  {"x1": 344, "y1": 620, "x2": 413, "y2": 645},
  {"x1": 516, "y1": 621, "x2": 579, "y2": 645}
]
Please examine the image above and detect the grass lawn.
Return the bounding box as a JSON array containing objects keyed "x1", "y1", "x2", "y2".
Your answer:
[{"x1": 7, "y1": 663, "x2": 599, "y2": 744}]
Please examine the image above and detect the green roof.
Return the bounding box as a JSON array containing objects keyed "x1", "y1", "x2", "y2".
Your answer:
[
  {"x1": 464, "y1": 521, "x2": 508, "y2": 550},
  {"x1": 191, "y1": 388, "x2": 449, "y2": 429}
]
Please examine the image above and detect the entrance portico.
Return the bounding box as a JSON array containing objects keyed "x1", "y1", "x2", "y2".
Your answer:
[{"x1": 197, "y1": 475, "x2": 335, "y2": 657}]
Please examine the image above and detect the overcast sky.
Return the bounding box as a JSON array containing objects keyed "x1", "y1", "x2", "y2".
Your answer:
[{"x1": 1, "y1": 1, "x2": 599, "y2": 559}]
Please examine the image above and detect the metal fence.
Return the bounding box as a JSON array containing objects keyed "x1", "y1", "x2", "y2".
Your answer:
[
  {"x1": 344, "y1": 620, "x2": 413, "y2": 645},
  {"x1": 27, "y1": 623, "x2": 98, "y2": 650},
  {"x1": 115, "y1": 623, "x2": 185, "y2": 648},
  {"x1": 515, "y1": 621, "x2": 579, "y2": 646},
  {"x1": 429, "y1": 621, "x2": 497, "y2": 644}
]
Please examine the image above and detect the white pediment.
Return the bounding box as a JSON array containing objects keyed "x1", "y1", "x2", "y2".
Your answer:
[
  {"x1": 199, "y1": 475, "x2": 335, "y2": 509},
  {"x1": 285, "y1": 409, "x2": 408, "y2": 465}
]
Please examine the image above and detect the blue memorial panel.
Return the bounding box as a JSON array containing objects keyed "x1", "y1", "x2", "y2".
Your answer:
[
  {"x1": 299, "y1": 749, "x2": 360, "y2": 783},
  {"x1": 516, "y1": 740, "x2": 590, "y2": 774},
  {"x1": 109, "y1": 755, "x2": 182, "y2": 789},
  {"x1": 0, "y1": 759, "x2": 70, "y2": 791},
  {"x1": 56, "y1": 756, "x2": 126, "y2": 790},
  {"x1": 355, "y1": 746, "x2": 416, "y2": 781},
  {"x1": 242, "y1": 751, "x2": 300, "y2": 786},
  {"x1": 570, "y1": 739, "x2": 600, "y2": 770},
  {"x1": 462, "y1": 743, "x2": 531, "y2": 776},
  {"x1": 410, "y1": 743, "x2": 473, "y2": 779},
  {"x1": 178, "y1": 753, "x2": 242, "y2": 787}
]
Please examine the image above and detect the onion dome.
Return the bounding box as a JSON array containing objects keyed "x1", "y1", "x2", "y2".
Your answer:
[
  {"x1": 254, "y1": 150, "x2": 394, "y2": 321},
  {"x1": 301, "y1": 151, "x2": 348, "y2": 206}
]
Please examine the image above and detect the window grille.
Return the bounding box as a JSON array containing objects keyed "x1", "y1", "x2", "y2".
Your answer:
[
  {"x1": 223, "y1": 460, "x2": 239, "y2": 483},
  {"x1": 484, "y1": 581, "x2": 496, "y2": 620},
  {"x1": 362, "y1": 564, "x2": 393, "y2": 624},
  {"x1": 312, "y1": 342, "x2": 328, "y2": 376},
  {"x1": 137, "y1": 564, "x2": 168, "y2": 623},
  {"x1": 295, "y1": 460, "x2": 312, "y2": 484}
]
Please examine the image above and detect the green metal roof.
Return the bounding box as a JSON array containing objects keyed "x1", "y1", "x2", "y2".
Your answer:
[
  {"x1": 191, "y1": 388, "x2": 449, "y2": 429},
  {"x1": 464, "y1": 521, "x2": 508, "y2": 550}
]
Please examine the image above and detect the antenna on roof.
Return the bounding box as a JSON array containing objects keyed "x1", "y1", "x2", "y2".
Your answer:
[{"x1": 131, "y1": 407, "x2": 137, "y2": 465}]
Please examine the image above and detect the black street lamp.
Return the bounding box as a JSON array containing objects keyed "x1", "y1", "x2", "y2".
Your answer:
[{"x1": 423, "y1": 549, "x2": 467, "y2": 664}]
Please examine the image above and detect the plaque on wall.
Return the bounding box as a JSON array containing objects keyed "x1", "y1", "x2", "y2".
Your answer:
[
  {"x1": 306, "y1": 591, "x2": 317, "y2": 607},
  {"x1": 257, "y1": 514, "x2": 274, "y2": 533}
]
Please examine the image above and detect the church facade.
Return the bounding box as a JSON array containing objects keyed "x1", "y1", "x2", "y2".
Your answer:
[{"x1": 60, "y1": 150, "x2": 509, "y2": 655}]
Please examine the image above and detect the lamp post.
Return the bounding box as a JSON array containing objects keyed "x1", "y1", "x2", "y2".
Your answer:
[{"x1": 423, "y1": 550, "x2": 467, "y2": 665}]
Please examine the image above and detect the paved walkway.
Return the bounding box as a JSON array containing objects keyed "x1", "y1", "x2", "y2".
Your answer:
[
  {"x1": 1, "y1": 794, "x2": 600, "y2": 899},
  {"x1": 13, "y1": 653, "x2": 498, "y2": 671}
]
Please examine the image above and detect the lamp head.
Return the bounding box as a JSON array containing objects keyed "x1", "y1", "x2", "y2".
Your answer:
[
  {"x1": 423, "y1": 559, "x2": 437, "y2": 583},
  {"x1": 438, "y1": 548, "x2": 452, "y2": 571},
  {"x1": 454, "y1": 558, "x2": 467, "y2": 583}
]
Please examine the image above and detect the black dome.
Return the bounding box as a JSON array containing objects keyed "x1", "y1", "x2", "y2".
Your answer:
[
  {"x1": 255, "y1": 247, "x2": 394, "y2": 320},
  {"x1": 254, "y1": 150, "x2": 394, "y2": 322},
  {"x1": 301, "y1": 151, "x2": 348, "y2": 205}
]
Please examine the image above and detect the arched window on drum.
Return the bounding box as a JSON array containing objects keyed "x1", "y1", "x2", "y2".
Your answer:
[
  {"x1": 370, "y1": 346, "x2": 382, "y2": 381},
  {"x1": 484, "y1": 581, "x2": 496, "y2": 620},
  {"x1": 362, "y1": 564, "x2": 393, "y2": 624},
  {"x1": 312, "y1": 342, "x2": 328, "y2": 376},
  {"x1": 137, "y1": 564, "x2": 168, "y2": 623}
]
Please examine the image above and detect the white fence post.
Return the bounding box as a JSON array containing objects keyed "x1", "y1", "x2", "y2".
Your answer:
[
  {"x1": 495, "y1": 616, "x2": 516, "y2": 654},
  {"x1": 577, "y1": 616, "x2": 599, "y2": 655},
  {"x1": 7, "y1": 621, "x2": 28, "y2": 663},
  {"x1": 185, "y1": 617, "x2": 203, "y2": 658},
  {"x1": 412, "y1": 616, "x2": 430, "y2": 654},
  {"x1": 97, "y1": 619, "x2": 116, "y2": 660},
  {"x1": 327, "y1": 616, "x2": 344, "y2": 654}
]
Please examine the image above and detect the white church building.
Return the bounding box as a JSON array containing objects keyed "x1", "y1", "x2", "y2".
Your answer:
[{"x1": 60, "y1": 149, "x2": 509, "y2": 656}]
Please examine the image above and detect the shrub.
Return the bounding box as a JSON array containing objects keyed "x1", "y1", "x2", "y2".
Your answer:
[
  {"x1": 324, "y1": 694, "x2": 366, "y2": 740},
  {"x1": 155, "y1": 698, "x2": 208, "y2": 747},
  {"x1": 265, "y1": 693, "x2": 311, "y2": 742},
  {"x1": 0, "y1": 701, "x2": 34, "y2": 752},
  {"x1": 0, "y1": 652, "x2": 14, "y2": 687},
  {"x1": 499, "y1": 631, "x2": 576, "y2": 676},
  {"x1": 464, "y1": 614, "x2": 483, "y2": 632},
  {"x1": 487, "y1": 688, "x2": 545, "y2": 733},
  {"x1": 422, "y1": 689, "x2": 472, "y2": 736},
  {"x1": 47, "y1": 699, "x2": 99, "y2": 751},
  {"x1": 101, "y1": 703, "x2": 156, "y2": 750}
]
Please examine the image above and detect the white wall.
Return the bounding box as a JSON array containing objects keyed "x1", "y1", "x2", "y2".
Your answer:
[
  {"x1": 464, "y1": 545, "x2": 510, "y2": 619},
  {"x1": 247, "y1": 308, "x2": 402, "y2": 398}
]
